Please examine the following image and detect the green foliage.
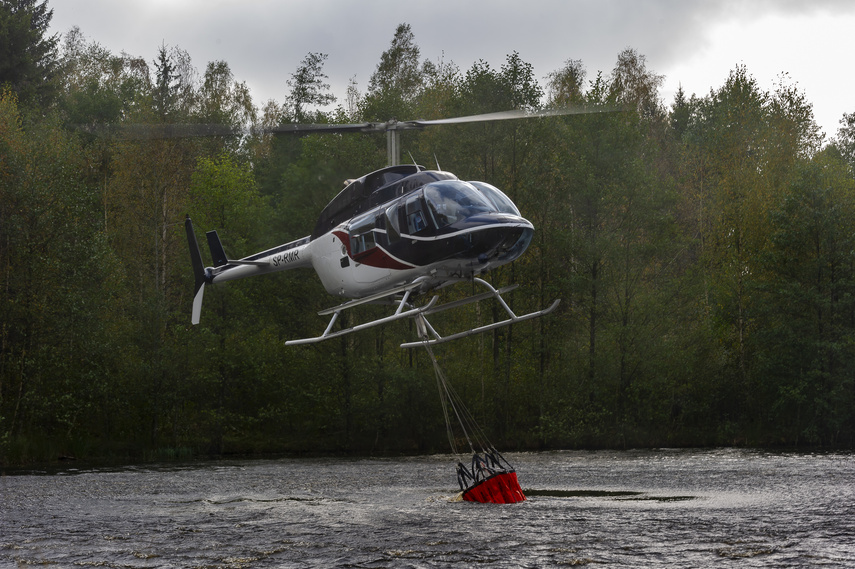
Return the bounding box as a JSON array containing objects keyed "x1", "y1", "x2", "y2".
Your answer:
[
  {"x1": 833, "y1": 112, "x2": 855, "y2": 174},
  {"x1": 0, "y1": 90, "x2": 122, "y2": 462},
  {"x1": 3, "y1": 19, "x2": 855, "y2": 466},
  {"x1": 0, "y1": 0, "x2": 58, "y2": 107},
  {"x1": 284, "y1": 52, "x2": 336, "y2": 123},
  {"x1": 750, "y1": 152, "x2": 855, "y2": 444},
  {"x1": 362, "y1": 23, "x2": 424, "y2": 122}
]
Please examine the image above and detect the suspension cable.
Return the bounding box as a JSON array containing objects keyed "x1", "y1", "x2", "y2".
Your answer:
[{"x1": 421, "y1": 337, "x2": 496, "y2": 456}]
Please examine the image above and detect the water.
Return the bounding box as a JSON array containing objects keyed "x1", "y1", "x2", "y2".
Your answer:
[{"x1": 2, "y1": 449, "x2": 854, "y2": 567}]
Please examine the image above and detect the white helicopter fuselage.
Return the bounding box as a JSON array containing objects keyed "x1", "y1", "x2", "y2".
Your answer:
[
  {"x1": 203, "y1": 211, "x2": 534, "y2": 300},
  {"x1": 187, "y1": 166, "x2": 542, "y2": 336},
  {"x1": 199, "y1": 167, "x2": 533, "y2": 294}
]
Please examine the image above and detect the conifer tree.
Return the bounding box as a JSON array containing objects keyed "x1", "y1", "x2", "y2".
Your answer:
[{"x1": 0, "y1": 0, "x2": 58, "y2": 106}]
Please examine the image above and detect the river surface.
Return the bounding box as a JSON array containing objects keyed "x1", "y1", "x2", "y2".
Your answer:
[{"x1": 1, "y1": 448, "x2": 854, "y2": 567}]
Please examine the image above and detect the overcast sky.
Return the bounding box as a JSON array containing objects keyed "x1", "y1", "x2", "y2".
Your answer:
[{"x1": 49, "y1": 0, "x2": 854, "y2": 139}]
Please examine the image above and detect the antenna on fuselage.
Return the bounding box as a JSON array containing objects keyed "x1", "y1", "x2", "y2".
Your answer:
[{"x1": 434, "y1": 154, "x2": 441, "y2": 171}]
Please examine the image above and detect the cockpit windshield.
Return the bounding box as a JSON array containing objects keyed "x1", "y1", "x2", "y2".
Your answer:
[
  {"x1": 469, "y1": 181, "x2": 521, "y2": 216},
  {"x1": 423, "y1": 181, "x2": 497, "y2": 228}
]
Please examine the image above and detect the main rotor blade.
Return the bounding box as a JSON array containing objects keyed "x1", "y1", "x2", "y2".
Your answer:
[
  {"x1": 78, "y1": 121, "x2": 385, "y2": 140},
  {"x1": 78, "y1": 104, "x2": 615, "y2": 140},
  {"x1": 266, "y1": 105, "x2": 615, "y2": 135},
  {"x1": 262, "y1": 122, "x2": 387, "y2": 134},
  {"x1": 409, "y1": 105, "x2": 615, "y2": 127},
  {"x1": 78, "y1": 123, "x2": 240, "y2": 140}
]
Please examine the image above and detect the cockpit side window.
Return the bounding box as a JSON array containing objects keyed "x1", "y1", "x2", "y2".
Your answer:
[
  {"x1": 405, "y1": 195, "x2": 430, "y2": 234},
  {"x1": 348, "y1": 213, "x2": 376, "y2": 256},
  {"x1": 385, "y1": 203, "x2": 401, "y2": 243}
]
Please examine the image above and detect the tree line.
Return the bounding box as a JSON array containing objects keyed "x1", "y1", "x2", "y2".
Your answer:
[{"x1": 2, "y1": 3, "x2": 855, "y2": 465}]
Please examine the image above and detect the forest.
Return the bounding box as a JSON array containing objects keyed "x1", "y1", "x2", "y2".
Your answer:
[{"x1": 2, "y1": 1, "x2": 855, "y2": 466}]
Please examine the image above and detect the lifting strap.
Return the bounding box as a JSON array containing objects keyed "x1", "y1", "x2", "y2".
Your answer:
[{"x1": 419, "y1": 326, "x2": 526, "y2": 503}]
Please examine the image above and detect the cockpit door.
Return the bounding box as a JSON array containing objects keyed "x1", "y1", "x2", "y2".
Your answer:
[
  {"x1": 405, "y1": 194, "x2": 431, "y2": 235},
  {"x1": 348, "y1": 212, "x2": 391, "y2": 284}
]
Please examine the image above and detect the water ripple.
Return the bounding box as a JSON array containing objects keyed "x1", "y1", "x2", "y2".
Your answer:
[{"x1": 2, "y1": 450, "x2": 854, "y2": 567}]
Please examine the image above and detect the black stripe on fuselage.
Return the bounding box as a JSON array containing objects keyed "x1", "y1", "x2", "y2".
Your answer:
[{"x1": 374, "y1": 220, "x2": 532, "y2": 268}]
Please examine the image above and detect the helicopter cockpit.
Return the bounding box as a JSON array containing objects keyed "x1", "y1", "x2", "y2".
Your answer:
[
  {"x1": 391, "y1": 179, "x2": 519, "y2": 232},
  {"x1": 423, "y1": 180, "x2": 520, "y2": 228},
  {"x1": 347, "y1": 179, "x2": 525, "y2": 250},
  {"x1": 342, "y1": 176, "x2": 531, "y2": 270}
]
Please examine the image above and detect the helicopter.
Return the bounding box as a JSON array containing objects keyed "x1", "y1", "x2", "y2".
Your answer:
[{"x1": 185, "y1": 107, "x2": 608, "y2": 347}]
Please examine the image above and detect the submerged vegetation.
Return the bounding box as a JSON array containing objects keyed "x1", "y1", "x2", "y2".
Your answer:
[{"x1": 2, "y1": 4, "x2": 855, "y2": 465}]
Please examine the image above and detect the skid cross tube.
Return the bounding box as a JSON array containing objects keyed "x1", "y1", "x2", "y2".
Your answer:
[
  {"x1": 282, "y1": 276, "x2": 559, "y2": 348},
  {"x1": 400, "y1": 278, "x2": 560, "y2": 348},
  {"x1": 284, "y1": 277, "x2": 434, "y2": 346},
  {"x1": 316, "y1": 278, "x2": 429, "y2": 316},
  {"x1": 285, "y1": 295, "x2": 438, "y2": 346}
]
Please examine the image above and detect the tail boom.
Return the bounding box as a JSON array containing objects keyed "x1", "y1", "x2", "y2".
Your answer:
[{"x1": 184, "y1": 216, "x2": 312, "y2": 324}]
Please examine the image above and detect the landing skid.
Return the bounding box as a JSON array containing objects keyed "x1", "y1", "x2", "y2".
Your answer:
[
  {"x1": 401, "y1": 278, "x2": 560, "y2": 348},
  {"x1": 284, "y1": 277, "x2": 559, "y2": 348}
]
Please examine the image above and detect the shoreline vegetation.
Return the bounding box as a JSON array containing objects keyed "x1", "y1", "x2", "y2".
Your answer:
[
  {"x1": 2, "y1": 7, "x2": 855, "y2": 468},
  {"x1": 4, "y1": 441, "x2": 852, "y2": 473}
]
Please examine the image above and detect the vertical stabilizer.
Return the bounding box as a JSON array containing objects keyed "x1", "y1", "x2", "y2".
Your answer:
[{"x1": 206, "y1": 230, "x2": 229, "y2": 267}]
